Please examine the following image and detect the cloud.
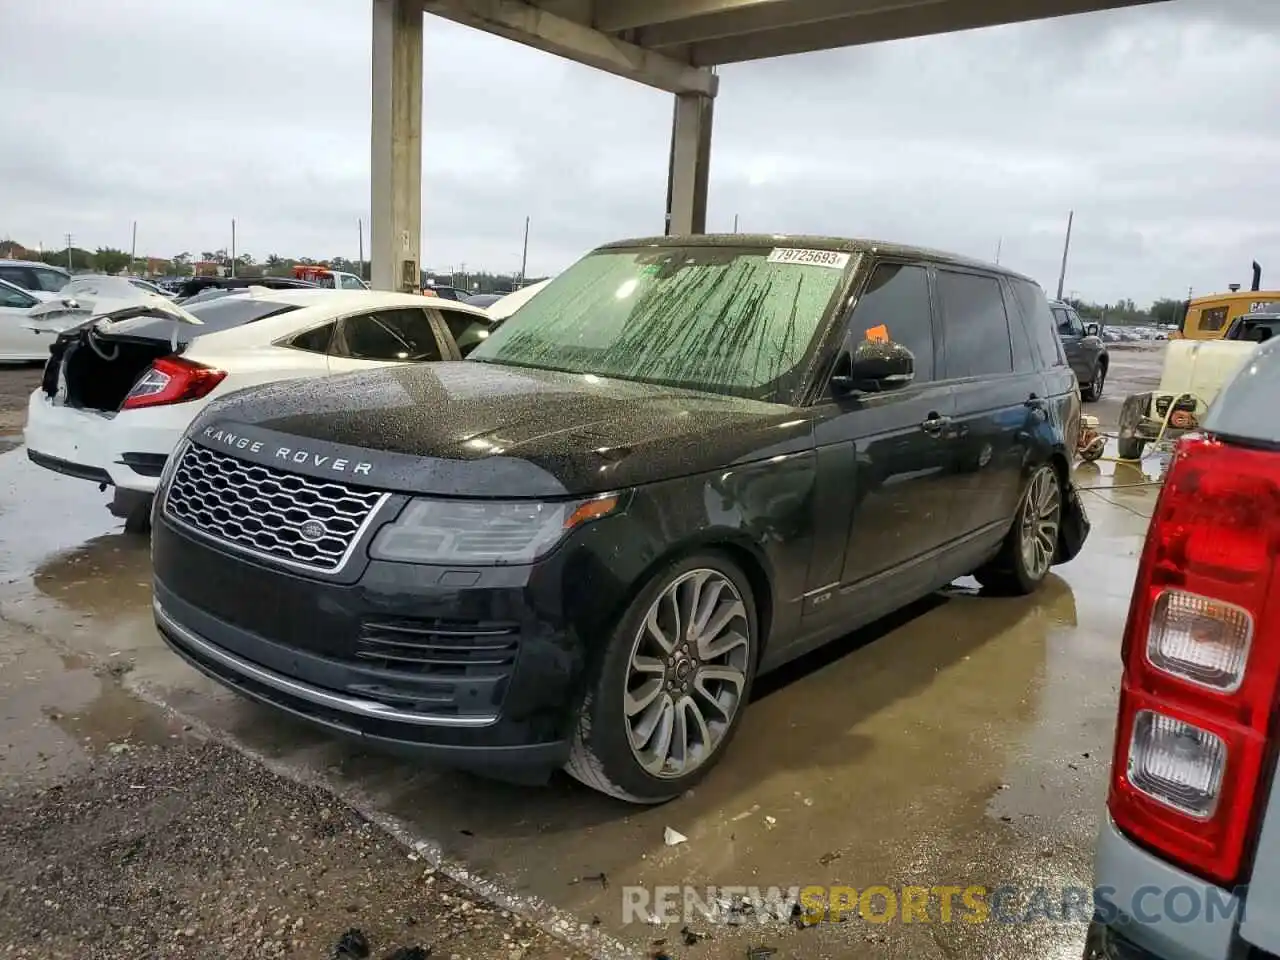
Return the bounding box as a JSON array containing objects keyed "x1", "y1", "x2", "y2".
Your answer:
[{"x1": 1, "y1": 0, "x2": 1276, "y2": 302}]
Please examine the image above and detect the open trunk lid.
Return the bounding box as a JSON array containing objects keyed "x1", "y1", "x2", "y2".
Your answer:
[
  {"x1": 40, "y1": 303, "x2": 206, "y2": 415},
  {"x1": 25, "y1": 295, "x2": 204, "y2": 338}
]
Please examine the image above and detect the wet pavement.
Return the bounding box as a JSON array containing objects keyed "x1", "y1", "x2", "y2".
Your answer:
[{"x1": 0, "y1": 347, "x2": 1169, "y2": 960}]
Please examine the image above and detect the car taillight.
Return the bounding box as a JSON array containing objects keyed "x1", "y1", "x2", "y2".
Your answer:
[
  {"x1": 121, "y1": 356, "x2": 227, "y2": 410},
  {"x1": 1109, "y1": 433, "x2": 1280, "y2": 886}
]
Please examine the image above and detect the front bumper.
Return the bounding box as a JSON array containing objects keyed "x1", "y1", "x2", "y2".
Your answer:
[
  {"x1": 151, "y1": 512, "x2": 580, "y2": 781},
  {"x1": 24, "y1": 390, "x2": 178, "y2": 493}
]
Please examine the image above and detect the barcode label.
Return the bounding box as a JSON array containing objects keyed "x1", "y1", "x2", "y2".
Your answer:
[{"x1": 767, "y1": 248, "x2": 850, "y2": 269}]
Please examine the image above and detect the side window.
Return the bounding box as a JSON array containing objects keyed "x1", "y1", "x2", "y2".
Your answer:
[
  {"x1": 1010, "y1": 280, "x2": 1067, "y2": 368},
  {"x1": 1199, "y1": 306, "x2": 1229, "y2": 332},
  {"x1": 332, "y1": 309, "x2": 443, "y2": 362},
  {"x1": 0, "y1": 287, "x2": 36, "y2": 309},
  {"x1": 846, "y1": 263, "x2": 935, "y2": 382},
  {"x1": 1066, "y1": 310, "x2": 1086, "y2": 337},
  {"x1": 288, "y1": 322, "x2": 336, "y2": 354},
  {"x1": 1000, "y1": 282, "x2": 1036, "y2": 373},
  {"x1": 1052, "y1": 307, "x2": 1073, "y2": 335},
  {"x1": 0, "y1": 267, "x2": 29, "y2": 290},
  {"x1": 936, "y1": 270, "x2": 1014, "y2": 379},
  {"x1": 438, "y1": 308, "x2": 491, "y2": 357},
  {"x1": 339, "y1": 274, "x2": 364, "y2": 290}
]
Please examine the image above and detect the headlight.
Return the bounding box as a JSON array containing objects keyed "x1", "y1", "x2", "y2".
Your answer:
[{"x1": 369, "y1": 494, "x2": 620, "y2": 565}]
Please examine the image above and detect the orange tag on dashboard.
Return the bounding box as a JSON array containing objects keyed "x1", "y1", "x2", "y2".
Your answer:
[{"x1": 865, "y1": 324, "x2": 889, "y2": 343}]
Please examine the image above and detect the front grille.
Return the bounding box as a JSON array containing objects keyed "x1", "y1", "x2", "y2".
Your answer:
[
  {"x1": 357, "y1": 617, "x2": 519, "y2": 678},
  {"x1": 165, "y1": 443, "x2": 387, "y2": 572}
]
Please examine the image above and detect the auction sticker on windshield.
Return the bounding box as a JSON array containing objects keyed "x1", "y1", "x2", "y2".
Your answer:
[{"x1": 767, "y1": 248, "x2": 850, "y2": 269}]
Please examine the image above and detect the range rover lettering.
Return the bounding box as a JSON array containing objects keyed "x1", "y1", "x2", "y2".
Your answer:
[{"x1": 150, "y1": 235, "x2": 1087, "y2": 803}]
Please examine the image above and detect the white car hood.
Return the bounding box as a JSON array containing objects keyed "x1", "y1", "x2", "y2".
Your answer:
[{"x1": 23, "y1": 292, "x2": 202, "y2": 335}]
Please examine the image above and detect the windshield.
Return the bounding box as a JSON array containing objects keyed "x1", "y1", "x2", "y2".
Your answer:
[
  {"x1": 467, "y1": 245, "x2": 853, "y2": 401},
  {"x1": 33, "y1": 269, "x2": 69, "y2": 293}
]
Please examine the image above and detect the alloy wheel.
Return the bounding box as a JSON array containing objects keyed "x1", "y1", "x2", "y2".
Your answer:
[
  {"x1": 623, "y1": 568, "x2": 751, "y2": 779},
  {"x1": 1019, "y1": 468, "x2": 1061, "y2": 581}
]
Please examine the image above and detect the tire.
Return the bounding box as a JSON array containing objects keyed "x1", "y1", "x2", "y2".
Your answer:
[
  {"x1": 1082, "y1": 362, "x2": 1106, "y2": 402},
  {"x1": 123, "y1": 497, "x2": 153, "y2": 535},
  {"x1": 1117, "y1": 436, "x2": 1146, "y2": 461},
  {"x1": 974, "y1": 464, "x2": 1062, "y2": 596},
  {"x1": 564, "y1": 552, "x2": 759, "y2": 803}
]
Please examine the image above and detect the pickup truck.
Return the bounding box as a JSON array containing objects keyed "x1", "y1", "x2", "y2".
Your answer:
[
  {"x1": 1087, "y1": 335, "x2": 1280, "y2": 960},
  {"x1": 1114, "y1": 314, "x2": 1275, "y2": 460}
]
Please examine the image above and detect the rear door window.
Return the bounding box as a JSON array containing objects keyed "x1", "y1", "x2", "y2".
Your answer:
[
  {"x1": 0, "y1": 266, "x2": 35, "y2": 291},
  {"x1": 846, "y1": 262, "x2": 936, "y2": 382},
  {"x1": 1009, "y1": 280, "x2": 1066, "y2": 368},
  {"x1": 936, "y1": 270, "x2": 1013, "y2": 379},
  {"x1": 331, "y1": 309, "x2": 444, "y2": 361}
]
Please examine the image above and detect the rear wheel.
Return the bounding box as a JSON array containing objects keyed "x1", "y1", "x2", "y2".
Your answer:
[
  {"x1": 974, "y1": 465, "x2": 1062, "y2": 596},
  {"x1": 564, "y1": 553, "x2": 758, "y2": 803}
]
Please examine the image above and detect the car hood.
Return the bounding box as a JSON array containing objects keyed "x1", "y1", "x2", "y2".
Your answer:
[{"x1": 187, "y1": 362, "x2": 814, "y2": 498}]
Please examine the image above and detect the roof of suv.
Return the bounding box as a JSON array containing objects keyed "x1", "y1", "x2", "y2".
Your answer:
[
  {"x1": 0, "y1": 259, "x2": 69, "y2": 272},
  {"x1": 597, "y1": 234, "x2": 1038, "y2": 286}
]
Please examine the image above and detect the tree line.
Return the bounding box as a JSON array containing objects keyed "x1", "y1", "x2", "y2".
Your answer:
[{"x1": 0, "y1": 240, "x2": 532, "y2": 295}]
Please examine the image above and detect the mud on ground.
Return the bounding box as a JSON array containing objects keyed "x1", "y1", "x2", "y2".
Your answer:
[{"x1": 0, "y1": 735, "x2": 591, "y2": 960}]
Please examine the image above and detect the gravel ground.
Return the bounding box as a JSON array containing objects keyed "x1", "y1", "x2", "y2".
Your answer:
[{"x1": 0, "y1": 737, "x2": 594, "y2": 960}]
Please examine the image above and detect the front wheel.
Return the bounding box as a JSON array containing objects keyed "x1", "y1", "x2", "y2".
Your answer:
[
  {"x1": 564, "y1": 553, "x2": 759, "y2": 803},
  {"x1": 974, "y1": 465, "x2": 1062, "y2": 596},
  {"x1": 1082, "y1": 364, "x2": 1106, "y2": 402}
]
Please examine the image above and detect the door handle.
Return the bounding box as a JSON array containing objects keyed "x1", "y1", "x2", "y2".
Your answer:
[
  {"x1": 921, "y1": 413, "x2": 951, "y2": 436},
  {"x1": 1024, "y1": 394, "x2": 1047, "y2": 409}
]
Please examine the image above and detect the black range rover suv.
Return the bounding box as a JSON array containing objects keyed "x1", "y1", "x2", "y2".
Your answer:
[{"x1": 151, "y1": 235, "x2": 1086, "y2": 803}]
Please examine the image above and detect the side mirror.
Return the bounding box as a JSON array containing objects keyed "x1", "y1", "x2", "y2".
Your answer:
[
  {"x1": 1084, "y1": 322, "x2": 1100, "y2": 337},
  {"x1": 831, "y1": 337, "x2": 914, "y2": 396}
]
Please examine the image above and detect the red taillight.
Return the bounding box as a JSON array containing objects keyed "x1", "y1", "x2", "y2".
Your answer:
[
  {"x1": 121, "y1": 356, "x2": 227, "y2": 410},
  {"x1": 1109, "y1": 433, "x2": 1280, "y2": 886}
]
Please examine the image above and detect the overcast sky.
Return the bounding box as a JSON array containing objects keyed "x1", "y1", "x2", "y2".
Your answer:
[{"x1": 2, "y1": 0, "x2": 1277, "y2": 305}]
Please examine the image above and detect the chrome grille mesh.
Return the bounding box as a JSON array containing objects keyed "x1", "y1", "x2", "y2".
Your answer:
[{"x1": 164, "y1": 443, "x2": 386, "y2": 572}]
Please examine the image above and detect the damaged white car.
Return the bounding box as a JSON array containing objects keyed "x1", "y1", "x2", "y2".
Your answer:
[{"x1": 24, "y1": 287, "x2": 494, "y2": 531}]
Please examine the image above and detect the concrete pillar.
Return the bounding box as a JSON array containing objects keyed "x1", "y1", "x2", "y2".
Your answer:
[
  {"x1": 370, "y1": 0, "x2": 423, "y2": 292},
  {"x1": 664, "y1": 92, "x2": 714, "y2": 236}
]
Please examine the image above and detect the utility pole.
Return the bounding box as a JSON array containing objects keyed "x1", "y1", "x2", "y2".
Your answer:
[
  {"x1": 230, "y1": 219, "x2": 237, "y2": 278},
  {"x1": 995, "y1": 236, "x2": 1002, "y2": 265},
  {"x1": 358, "y1": 219, "x2": 365, "y2": 280},
  {"x1": 1055, "y1": 210, "x2": 1074, "y2": 301},
  {"x1": 519, "y1": 216, "x2": 529, "y2": 287},
  {"x1": 733, "y1": 213, "x2": 739, "y2": 234},
  {"x1": 130, "y1": 221, "x2": 137, "y2": 275},
  {"x1": 65, "y1": 234, "x2": 74, "y2": 272}
]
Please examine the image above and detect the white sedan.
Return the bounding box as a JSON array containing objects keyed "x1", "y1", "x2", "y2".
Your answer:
[
  {"x1": 0, "y1": 278, "x2": 58, "y2": 361},
  {"x1": 24, "y1": 287, "x2": 493, "y2": 530}
]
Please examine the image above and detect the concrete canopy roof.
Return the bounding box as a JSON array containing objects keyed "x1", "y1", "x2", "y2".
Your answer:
[{"x1": 420, "y1": 0, "x2": 1169, "y2": 94}]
